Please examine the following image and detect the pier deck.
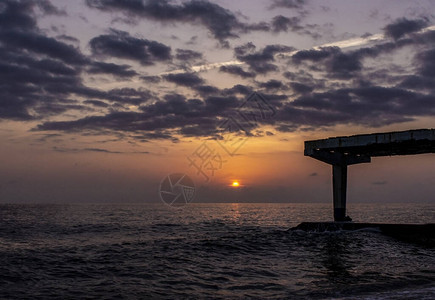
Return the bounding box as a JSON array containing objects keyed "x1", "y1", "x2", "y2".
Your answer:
[{"x1": 304, "y1": 129, "x2": 435, "y2": 221}]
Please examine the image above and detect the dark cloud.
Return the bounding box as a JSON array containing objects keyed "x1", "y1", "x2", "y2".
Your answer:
[
  {"x1": 52, "y1": 146, "x2": 150, "y2": 154},
  {"x1": 83, "y1": 100, "x2": 110, "y2": 108},
  {"x1": 223, "y1": 84, "x2": 254, "y2": 96},
  {"x1": 86, "y1": 0, "x2": 251, "y2": 46},
  {"x1": 416, "y1": 49, "x2": 435, "y2": 78},
  {"x1": 0, "y1": 0, "x2": 37, "y2": 30},
  {"x1": 328, "y1": 52, "x2": 362, "y2": 79},
  {"x1": 399, "y1": 75, "x2": 435, "y2": 90},
  {"x1": 37, "y1": 106, "x2": 219, "y2": 140},
  {"x1": 397, "y1": 47, "x2": 435, "y2": 90},
  {"x1": 145, "y1": 94, "x2": 207, "y2": 118},
  {"x1": 36, "y1": 0, "x2": 66, "y2": 16},
  {"x1": 258, "y1": 79, "x2": 287, "y2": 90},
  {"x1": 163, "y1": 72, "x2": 204, "y2": 87},
  {"x1": 271, "y1": 15, "x2": 303, "y2": 33},
  {"x1": 283, "y1": 70, "x2": 314, "y2": 81},
  {"x1": 35, "y1": 103, "x2": 90, "y2": 116},
  {"x1": 88, "y1": 61, "x2": 138, "y2": 77},
  {"x1": 292, "y1": 47, "x2": 339, "y2": 63},
  {"x1": 260, "y1": 93, "x2": 288, "y2": 108},
  {"x1": 141, "y1": 75, "x2": 161, "y2": 83},
  {"x1": 204, "y1": 95, "x2": 239, "y2": 113},
  {"x1": 269, "y1": 0, "x2": 307, "y2": 10},
  {"x1": 83, "y1": 148, "x2": 122, "y2": 154},
  {"x1": 105, "y1": 88, "x2": 153, "y2": 105},
  {"x1": 384, "y1": 18, "x2": 428, "y2": 40},
  {"x1": 86, "y1": 1, "x2": 308, "y2": 47},
  {"x1": 56, "y1": 34, "x2": 80, "y2": 44},
  {"x1": 0, "y1": 30, "x2": 87, "y2": 66},
  {"x1": 0, "y1": 41, "x2": 84, "y2": 120},
  {"x1": 193, "y1": 85, "x2": 220, "y2": 96},
  {"x1": 0, "y1": 13, "x2": 154, "y2": 119},
  {"x1": 235, "y1": 43, "x2": 295, "y2": 73},
  {"x1": 89, "y1": 29, "x2": 171, "y2": 65},
  {"x1": 0, "y1": 1, "x2": 85, "y2": 69},
  {"x1": 175, "y1": 49, "x2": 203, "y2": 61},
  {"x1": 3, "y1": 0, "x2": 435, "y2": 142},
  {"x1": 291, "y1": 39, "x2": 415, "y2": 79},
  {"x1": 276, "y1": 85, "x2": 435, "y2": 131},
  {"x1": 219, "y1": 65, "x2": 255, "y2": 78},
  {"x1": 35, "y1": 77, "x2": 435, "y2": 140},
  {"x1": 290, "y1": 82, "x2": 313, "y2": 94},
  {"x1": 36, "y1": 90, "x2": 246, "y2": 139}
]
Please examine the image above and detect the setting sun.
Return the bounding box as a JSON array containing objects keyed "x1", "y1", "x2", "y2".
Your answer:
[{"x1": 231, "y1": 181, "x2": 240, "y2": 187}]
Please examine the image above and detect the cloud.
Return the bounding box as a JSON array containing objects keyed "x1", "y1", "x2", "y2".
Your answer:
[
  {"x1": 416, "y1": 48, "x2": 435, "y2": 78},
  {"x1": 193, "y1": 85, "x2": 221, "y2": 96},
  {"x1": 290, "y1": 37, "x2": 417, "y2": 79},
  {"x1": 219, "y1": 65, "x2": 255, "y2": 78},
  {"x1": 223, "y1": 84, "x2": 254, "y2": 96},
  {"x1": 0, "y1": 0, "x2": 37, "y2": 30},
  {"x1": 235, "y1": 43, "x2": 295, "y2": 73},
  {"x1": 384, "y1": 18, "x2": 428, "y2": 40},
  {"x1": 4, "y1": 1, "x2": 435, "y2": 142},
  {"x1": 163, "y1": 72, "x2": 204, "y2": 87},
  {"x1": 399, "y1": 75, "x2": 435, "y2": 90},
  {"x1": 0, "y1": 1, "x2": 159, "y2": 123},
  {"x1": 161, "y1": 21, "x2": 435, "y2": 76},
  {"x1": 35, "y1": 92, "x2": 244, "y2": 139},
  {"x1": 37, "y1": 109, "x2": 218, "y2": 140},
  {"x1": 89, "y1": 29, "x2": 172, "y2": 65},
  {"x1": 86, "y1": 0, "x2": 255, "y2": 46},
  {"x1": 104, "y1": 88, "x2": 153, "y2": 105},
  {"x1": 83, "y1": 100, "x2": 110, "y2": 108},
  {"x1": 290, "y1": 82, "x2": 313, "y2": 94},
  {"x1": 88, "y1": 61, "x2": 138, "y2": 77},
  {"x1": 292, "y1": 47, "x2": 339, "y2": 63},
  {"x1": 0, "y1": 30, "x2": 87, "y2": 66},
  {"x1": 0, "y1": 39, "x2": 85, "y2": 119},
  {"x1": 35, "y1": 77, "x2": 435, "y2": 139},
  {"x1": 36, "y1": 0, "x2": 66, "y2": 16},
  {"x1": 271, "y1": 15, "x2": 303, "y2": 33},
  {"x1": 204, "y1": 95, "x2": 239, "y2": 113},
  {"x1": 0, "y1": 1, "x2": 110, "y2": 120},
  {"x1": 141, "y1": 75, "x2": 161, "y2": 83},
  {"x1": 276, "y1": 85, "x2": 435, "y2": 131},
  {"x1": 52, "y1": 146, "x2": 150, "y2": 154},
  {"x1": 269, "y1": 0, "x2": 307, "y2": 10},
  {"x1": 175, "y1": 49, "x2": 203, "y2": 61},
  {"x1": 258, "y1": 79, "x2": 287, "y2": 91}
]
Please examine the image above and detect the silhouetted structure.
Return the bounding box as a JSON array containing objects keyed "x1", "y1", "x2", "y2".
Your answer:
[{"x1": 305, "y1": 129, "x2": 435, "y2": 221}]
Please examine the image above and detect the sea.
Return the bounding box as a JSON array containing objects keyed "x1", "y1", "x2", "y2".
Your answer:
[{"x1": 0, "y1": 202, "x2": 434, "y2": 299}]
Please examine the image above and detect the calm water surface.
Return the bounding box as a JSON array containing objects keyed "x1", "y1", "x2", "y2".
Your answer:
[{"x1": 0, "y1": 203, "x2": 434, "y2": 299}]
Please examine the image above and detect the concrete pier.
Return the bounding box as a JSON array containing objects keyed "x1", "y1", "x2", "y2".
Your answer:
[
  {"x1": 332, "y1": 164, "x2": 347, "y2": 221},
  {"x1": 291, "y1": 222, "x2": 435, "y2": 246},
  {"x1": 304, "y1": 129, "x2": 435, "y2": 221}
]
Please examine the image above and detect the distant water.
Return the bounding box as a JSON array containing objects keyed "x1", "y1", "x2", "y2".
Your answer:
[{"x1": 0, "y1": 203, "x2": 434, "y2": 299}]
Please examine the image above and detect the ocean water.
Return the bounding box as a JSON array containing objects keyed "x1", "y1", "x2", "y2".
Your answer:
[{"x1": 0, "y1": 203, "x2": 434, "y2": 299}]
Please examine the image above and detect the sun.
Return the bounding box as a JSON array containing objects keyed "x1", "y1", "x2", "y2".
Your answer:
[{"x1": 231, "y1": 181, "x2": 240, "y2": 187}]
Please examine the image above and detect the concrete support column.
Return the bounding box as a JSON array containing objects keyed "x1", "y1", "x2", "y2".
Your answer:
[{"x1": 332, "y1": 164, "x2": 347, "y2": 221}]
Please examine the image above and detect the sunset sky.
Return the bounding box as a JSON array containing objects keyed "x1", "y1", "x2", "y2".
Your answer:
[{"x1": 1, "y1": 0, "x2": 434, "y2": 204}]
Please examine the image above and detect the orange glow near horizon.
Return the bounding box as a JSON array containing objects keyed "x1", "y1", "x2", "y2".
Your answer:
[{"x1": 231, "y1": 181, "x2": 240, "y2": 187}]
